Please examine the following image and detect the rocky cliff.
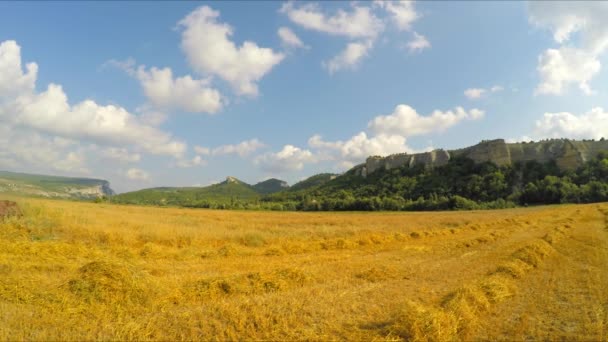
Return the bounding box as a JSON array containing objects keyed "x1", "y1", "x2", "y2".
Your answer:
[{"x1": 353, "y1": 139, "x2": 608, "y2": 177}]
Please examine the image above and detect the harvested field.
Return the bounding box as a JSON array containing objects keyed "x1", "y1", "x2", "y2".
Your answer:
[{"x1": 0, "y1": 197, "x2": 607, "y2": 340}]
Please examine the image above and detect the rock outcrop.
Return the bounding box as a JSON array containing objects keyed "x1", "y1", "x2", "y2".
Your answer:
[{"x1": 353, "y1": 139, "x2": 608, "y2": 177}]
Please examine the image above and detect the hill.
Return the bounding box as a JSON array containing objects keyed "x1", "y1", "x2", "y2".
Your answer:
[
  {"x1": 263, "y1": 148, "x2": 608, "y2": 211},
  {"x1": 354, "y1": 138, "x2": 608, "y2": 177},
  {"x1": 0, "y1": 170, "x2": 114, "y2": 199},
  {"x1": 288, "y1": 173, "x2": 338, "y2": 192},
  {"x1": 112, "y1": 176, "x2": 288, "y2": 208},
  {"x1": 252, "y1": 178, "x2": 289, "y2": 194}
]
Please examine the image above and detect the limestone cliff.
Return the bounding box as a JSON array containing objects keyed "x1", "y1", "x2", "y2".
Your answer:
[{"x1": 353, "y1": 139, "x2": 608, "y2": 177}]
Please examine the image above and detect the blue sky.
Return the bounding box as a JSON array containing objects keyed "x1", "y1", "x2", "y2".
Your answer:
[{"x1": 1, "y1": 1, "x2": 607, "y2": 192}]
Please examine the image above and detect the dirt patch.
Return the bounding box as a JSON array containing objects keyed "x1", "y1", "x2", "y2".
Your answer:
[{"x1": 0, "y1": 200, "x2": 21, "y2": 218}]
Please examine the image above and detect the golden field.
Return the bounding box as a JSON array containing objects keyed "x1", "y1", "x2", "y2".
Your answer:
[{"x1": 1, "y1": 197, "x2": 607, "y2": 341}]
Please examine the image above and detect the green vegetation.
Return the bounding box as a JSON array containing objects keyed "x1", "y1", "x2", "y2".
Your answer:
[
  {"x1": 263, "y1": 152, "x2": 608, "y2": 211},
  {"x1": 252, "y1": 178, "x2": 288, "y2": 194},
  {"x1": 112, "y1": 177, "x2": 261, "y2": 208},
  {"x1": 110, "y1": 153, "x2": 608, "y2": 211},
  {"x1": 0, "y1": 170, "x2": 113, "y2": 199},
  {"x1": 288, "y1": 173, "x2": 338, "y2": 192}
]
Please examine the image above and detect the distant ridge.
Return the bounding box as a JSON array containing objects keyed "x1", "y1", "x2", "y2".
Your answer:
[
  {"x1": 0, "y1": 170, "x2": 114, "y2": 199},
  {"x1": 112, "y1": 176, "x2": 288, "y2": 206},
  {"x1": 354, "y1": 138, "x2": 608, "y2": 177}
]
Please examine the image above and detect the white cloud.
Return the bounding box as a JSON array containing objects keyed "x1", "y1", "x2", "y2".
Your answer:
[
  {"x1": 464, "y1": 88, "x2": 486, "y2": 99},
  {"x1": 0, "y1": 40, "x2": 37, "y2": 98},
  {"x1": 194, "y1": 139, "x2": 265, "y2": 158},
  {"x1": 465, "y1": 85, "x2": 505, "y2": 99},
  {"x1": 534, "y1": 47, "x2": 600, "y2": 95},
  {"x1": 280, "y1": 2, "x2": 384, "y2": 39},
  {"x1": 211, "y1": 138, "x2": 265, "y2": 157},
  {"x1": 254, "y1": 145, "x2": 315, "y2": 173},
  {"x1": 529, "y1": 2, "x2": 608, "y2": 95},
  {"x1": 374, "y1": 0, "x2": 419, "y2": 31},
  {"x1": 278, "y1": 27, "x2": 307, "y2": 49},
  {"x1": 281, "y1": 1, "x2": 428, "y2": 73},
  {"x1": 368, "y1": 104, "x2": 484, "y2": 136},
  {"x1": 134, "y1": 66, "x2": 224, "y2": 114},
  {"x1": 178, "y1": 6, "x2": 285, "y2": 96},
  {"x1": 309, "y1": 132, "x2": 413, "y2": 163},
  {"x1": 305, "y1": 103, "x2": 479, "y2": 169},
  {"x1": 406, "y1": 32, "x2": 430, "y2": 53},
  {"x1": 53, "y1": 151, "x2": 90, "y2": 174},
  {"x1": 126, "y1": 168, "x2": 150, "y2": 181},
  {"x1": 0, "y1": 40, "x2": 186, "y2": 158},
  {"x1": 490, "y1": 85, "x2": 504, "y2": 92},
  {"x1": 324, "y1": 40, "x2": 373, "y2": 74},
  {"x1": 108, "y1": 60, "x2": 224, "y2": 114},
  {"x1": 194, "y1": 146, "x2": 211, "y2": 156},
  {"x1": 176, "y1": 155, "x2": 206, "y2": 168},
  {"x1": 101, "y1": 147, "x2": 141, "y2": 163},
  {"x1": 534, "y1": 107, "x2": 608, "y2": 140}
]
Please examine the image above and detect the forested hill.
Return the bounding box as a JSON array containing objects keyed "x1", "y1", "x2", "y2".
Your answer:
[
  {"x1": 262, "y1": 152, "x2": 608, "y2": 211},
  {"x1": 110, "y1": 139, "x2": 608, "y2": 211}
]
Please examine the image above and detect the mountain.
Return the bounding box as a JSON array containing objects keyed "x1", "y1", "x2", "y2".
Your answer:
[
  {"x1": 354, "y1": 138, "x2": 608, "y2": 177},
  {"x1": 112, "y1": 176, "x2": 287, "y2": 207},
  {"x1": 288, "y1": 173, "x2": 339, "y2": 192},
  {"x1": 262, "y1": 138, "x2": 608, "y2": 211},
  {"x1": 253, "y1": 178, "x2": 289, "y2": 194},
  {"x1": 0, "y1": 170, "x2": 114, "y2": 199}
]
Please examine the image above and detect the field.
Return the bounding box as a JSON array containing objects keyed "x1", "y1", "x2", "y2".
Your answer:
[{"x1": 1, "y1": 197, "x2": 607, "y2": 341}]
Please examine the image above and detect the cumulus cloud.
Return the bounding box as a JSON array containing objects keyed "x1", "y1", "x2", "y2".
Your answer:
[
  {"x1": 280, "y1": 2, "x2": 384, "y2": 39},
  {"x1": 194, "y1": 146, "x2": 211, "y2": 156},
  {"x1": 101, "y1": 147, "x2": 141, "y2": 163},
  {"x1": 278, "y1": 27, "x2": 307, "y2": 49},
  {"x1": 464, "y1": 85, "x2": 505, "y2": 99},
  {"x1": 297, "y1": 103, "x2": 482, "y2": 170},
  {"x1": 406, "y1": 32, "x2": 430, "y2": 53},
  {"x1": 178, "y1": 6, "x2": 285, "y2": 96},
  {"x1": 126, "y1": 168, "x2": 150, "y2": 181},
  {"x1": 54, "y1": 151, "x2": 90, "y2": 174},
  {"x1": 464, "y1": 88, "x2": 486, "y2": 99},
  {"x1": 211, "y1": 138, "x2": 266, "y2": 157},
  {"x1": 0, "y1": 40, "x2": 186, "y2": 159},
  {"x1": 0, "y1": 125, "x2": 92, "y2": 175},
  {"x1": 324, "y1": 40, "x2": 373, "y2": 74},
  {"x1": 282, "y1": 1, "x2": 428, "y2": 74},
  {"x1": 368, "y1": 104, "x2": 484, "y2": 136},
  {"x1": 280, "y1": 2, "x2": 382, "y2": 73},
  {"x1": 194, "y1": 139, "x2": 265, "y2": 159},
  {"x1": 254, "y1": 145, "x2": 315, "y2": 173},
  {"x1": 374, "y1": 0, "x2": 419, "y2": 31},
  {"x1": 134, "y1": 66, "x2": 224, "y2": 114},
  {"x1": 534, "y1": 47, "x2": 600, "y2": 95},
  {"x1": 107, "y1": 59, "x2": 224, "y2": 114},
  {"x1": 534, "y1": 107, "x2": 608, "y2": 140},
  {"x1": 309, "y1": 132, "x2": 412, "y2": 165},
  {"x1": 0, "y1": 40, "x2": 37, "y2": 97},
  {"x1": 529, "y1": 2, "x2": 608, "y2": 95},
  {"x1": 175, "y1": 155, "x2": 206, "y2": 168}
]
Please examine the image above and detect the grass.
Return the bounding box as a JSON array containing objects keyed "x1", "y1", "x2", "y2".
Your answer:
[{"x1": 0, "y1": 197, "x2": 607, "y2": 340}]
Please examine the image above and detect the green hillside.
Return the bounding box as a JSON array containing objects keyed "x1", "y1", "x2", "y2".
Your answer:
[
  {"x1": 252, "y1": 178, "x2": 289, "y2": 194},
  {"x1": 112, "y1": 176, "x2": 269, "y2": 208},
  {"x1": 288, "y1": 173, "x2": 339, "y2": 192},
  {"x1": 262, "y1": 153, "x2": 608, "y2": 211},
  {"x1": 0, "y1": 170, "x2": 114, "y2": 199}
]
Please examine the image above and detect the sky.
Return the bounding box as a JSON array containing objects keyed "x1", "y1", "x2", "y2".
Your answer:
[{"x1": 1, "y1": 1, "x2": 608, "y2": 193}]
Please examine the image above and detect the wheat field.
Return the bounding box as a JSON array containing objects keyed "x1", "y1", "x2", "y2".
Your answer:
[{"x1": 0, "y1": 197, "x2": 607, "y2": 341}]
